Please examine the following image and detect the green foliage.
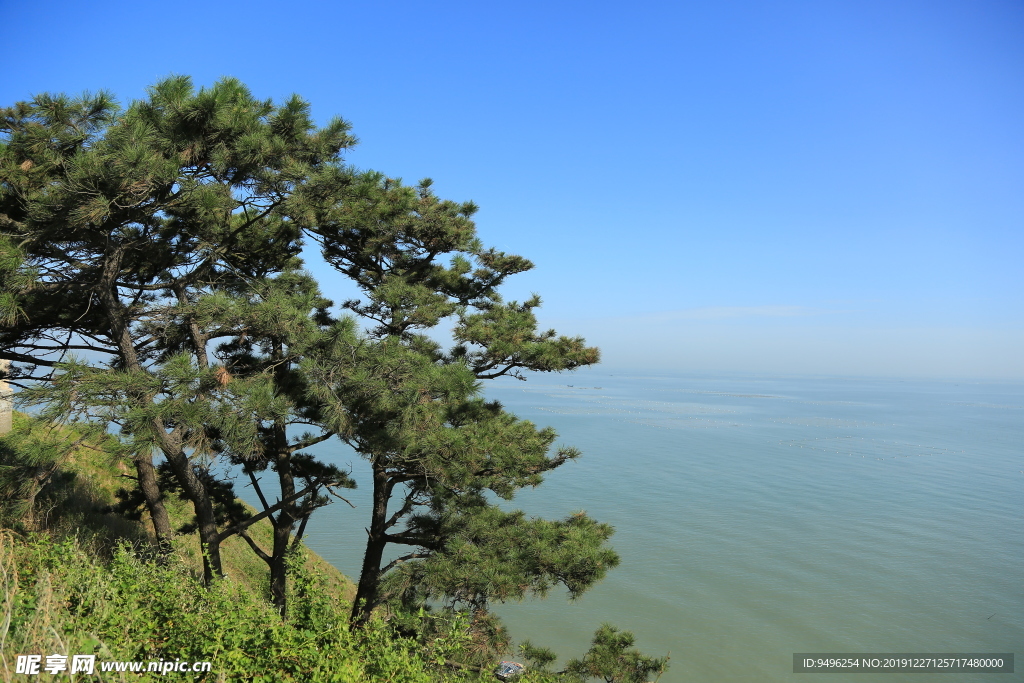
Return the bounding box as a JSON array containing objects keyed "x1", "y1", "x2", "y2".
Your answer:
[
  {"x1": 520, "y1": 640, "x2": 558, "y2": 672},
  {"x1": 0, "y1": 530, "x2": 491, "y2": 682},
  {"x1": 0, "y1": 76, "x2": 364, "y2": 600},
  {"x1": 106, "y1": 460, "x2": 248, "y2": 535},
  {"x1": 0, "y1": 412, "x2": 111, "y2": 530},
  {"x1": 386, "y1": 497, "x2": 620, "y2": 609},
  {"x1": 0, "y1": 78, "x2": 644, "y2": 677},
  {"x1": 0, "y1": 236, "x2": 30, "y2": 327},
  {"x1": 565, "y1": 624, "x2": 669, "y2": 683}
]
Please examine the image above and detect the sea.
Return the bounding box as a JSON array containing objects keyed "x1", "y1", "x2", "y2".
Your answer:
[{"x1": 238, "y1": 370, "x2": 1024, "y2": 682}]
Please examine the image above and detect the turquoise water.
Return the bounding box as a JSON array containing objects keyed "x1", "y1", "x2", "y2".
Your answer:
[{"x1": 247, "y1": 372, "x2": 1023, "y2": 682}]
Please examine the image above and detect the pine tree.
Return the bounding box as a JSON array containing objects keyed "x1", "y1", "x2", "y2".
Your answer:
[
  {"x1": 565, "y1": 624, "x2": 669, "y2": 683},
  {"x1": 0, "y1": 77, "x2": 355, "y2": 595},
  {"x1": 297, "y1": 177, "x2": 617, "y2": 636},
  {"x1": 201, "y1": 267, "x2": 356, "y2": 614},
  {"x1": 2, "y1": 77, "x2": 619, "y2": 636},
  {"x1": 0, "y1": 89, "x2": 175, "y2": 550}
]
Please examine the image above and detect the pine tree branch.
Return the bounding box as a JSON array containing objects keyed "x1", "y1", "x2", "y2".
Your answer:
[
  {"x1": 216, "y1": 481, "x2": 323, "y2": 542},
  {"x1": 382, "y1": 532, "x2": 439, "y2": 548},
  {"x1": 244, "y1": 465, "x2": 278, "y2": 529},
  {"x1": 12, "y1": 342, "x2": 117, "y2": 355},
  {"x1": 380, "y1": 552, "x2": 431, "y2": 575},
  {"x1": 324, "y1": 488, "x2": 356, "y2": 508},
  {"x1": 384, "y1": 494, "x2": 416, "y2": 530},
  {"x1": 238, "y1": 530, "x2": 272, "y2": 565},
  {"x1": 474, "y1": 363, "x2": 524, "y2": 380},
  {"x1": 0, "y1": 351, "x2": 58, "y2": 367},
  {"x1": 287, "y1": 431, "x2": 335, "y2": 453},
  {"x1": 292, "y1": 513, "x2": 311, "y2": 546}
]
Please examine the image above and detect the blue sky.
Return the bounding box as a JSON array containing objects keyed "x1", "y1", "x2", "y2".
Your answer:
[{"x1": 4, "y1": 0, "x2": 1021, "y2": 378}]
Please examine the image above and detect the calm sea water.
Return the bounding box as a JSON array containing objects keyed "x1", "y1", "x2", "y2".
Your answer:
[{"x1": 241, "y1": 371, "x2": 1023, "y2": 682}]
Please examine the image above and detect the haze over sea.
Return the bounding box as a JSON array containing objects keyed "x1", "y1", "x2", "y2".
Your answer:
[{"x1": 237, "y1": 368, "x2": 1023, "y2": 683}]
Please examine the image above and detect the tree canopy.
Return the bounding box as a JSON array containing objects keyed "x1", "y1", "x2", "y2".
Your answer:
[
  {"x1": 0, "y1": 78, "x2": 358, "y2": 610},
  {"x1": 566, "y1": 624, "x2": 670, "y2": 683},
  {"x1": 1, "y1": 76, "x2": 666, "y2": 678}
]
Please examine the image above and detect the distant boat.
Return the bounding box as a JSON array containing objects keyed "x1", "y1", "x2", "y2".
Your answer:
[{"x1": 495, "y1": 661, "x2": 525, "y2": 680}]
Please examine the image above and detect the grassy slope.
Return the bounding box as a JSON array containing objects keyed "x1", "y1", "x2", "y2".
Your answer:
[
  {"x1": 0, "y1": 530, "x2": 475, "y2": 683},
  {"x1": 0, "y1": 413, "x2": 477, "y2": 683},
  {"x1": 4, "y1": 410, "x2": 354, "y2": 604},
  {"x1": 1, "y1": 416, "x2": 665, "y2": 683}
]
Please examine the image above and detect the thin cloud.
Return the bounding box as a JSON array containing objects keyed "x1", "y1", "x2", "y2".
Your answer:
[
  {"x1": 577, "y1": 305, "x2": 840, "y2": 325},
  {"x1": 659, "y1": 305, "x2": 822, "y2": 321}
]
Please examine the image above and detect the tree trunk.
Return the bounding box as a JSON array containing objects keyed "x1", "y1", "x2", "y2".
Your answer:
[
  {"x1": 159, "y1": 435, "x2": 223, "y2": 584},
  {"x1": 133, "y1": 454, "x2": 173, "y2": 554},
  {"x1": 352, "y1": 461, "x2": 390, "y2": 625},
  {"x1": 96, "y1": 247, "x2": 178, "y2": 557},
  {"x1": 269, "y1": 515, "x2": 292, "y2": 616},
  {"x1": 270, "y1": 418, "x2": 296, "y2": 617},
  {"x1": 268, "y1": 340, "x2": 298, "y2": 616}
]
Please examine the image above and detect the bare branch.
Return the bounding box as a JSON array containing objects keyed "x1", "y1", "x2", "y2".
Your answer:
[
  {"x1": 216, "y1": 482, "x2": 318, "y2": 543},
  {"x1": 381, "y1": 552, "x2": 431, "y2": 575},
  {"x1": 238, "y1": 530, "x2": 272, "y2": 564},
  {"x1": 0, "y1": 351, "x2": 58, "y2": 367},
  {"x1": 244, "y1": 466, "x2": 278, "y2": 529}
]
